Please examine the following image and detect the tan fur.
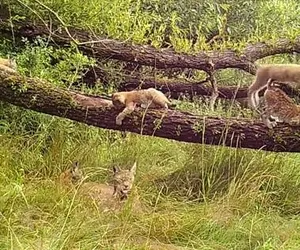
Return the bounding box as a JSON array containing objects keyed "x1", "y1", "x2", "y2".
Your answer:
[
  {"x1": 248, "y1": 64, "x2": 300, "y2": 109},
  {"x1": 59, "y1": 161, "x2": 83, "y2": 188},
  {"x1": 0, "y1": 58, "x2": 17, "y2": 74},
  {"x1": 59, "y1": 162, "x2": 138, "y2": 210},
  {"x1": 112, "y1": 88, "x2": 171, "y2": 125},
  {"x1": 261, "y1": 79, "x2": 300, "y2": 128},
  {"x1": 114, "y1": 237, "x2": 192, "y2": 250}
]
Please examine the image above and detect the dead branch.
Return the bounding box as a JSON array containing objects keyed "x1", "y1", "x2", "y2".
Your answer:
[
  {"x1": 115, "y1": 74, "x2": 300, "y2": 101},
  {"x1": 0, "y1": 18, "x2": 256, "y2": 73},
  {"x1": 2, "y1": 18, "x2": 300, "y2": 76},
  {"x1": 1, "y1": 71, "x2": 300, "y2": 152}
]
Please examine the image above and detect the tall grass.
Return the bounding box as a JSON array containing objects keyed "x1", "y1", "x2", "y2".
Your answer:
[
  {"x1": 2, "y1": 1, "x2": 300, "y2": 249},
  {"x1": 2, "y1": 108, "x2": 300, "y2": 249}
]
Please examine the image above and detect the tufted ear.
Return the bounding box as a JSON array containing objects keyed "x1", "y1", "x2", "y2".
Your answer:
[
  {"x1": 113, "y1": 166, "x2": 120, "y2": 174},
  {"x1": 130, "y1": 162, "x2": 137, "y2": 174},
  {"x1": 71, "y1": 161, "x2": 80, "y2": 174},
  {"x1": 73, "y1": 161, "x2": 79, "y2": 168}
]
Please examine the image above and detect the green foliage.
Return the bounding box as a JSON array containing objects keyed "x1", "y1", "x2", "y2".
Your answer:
[
  {"x1": 2, "y1": 118, "x2": 300, "y2": 249},
  {"x1": 255, "y1": 0, "x2": 300, "y2": 40},
  {"x1": 2, "y1": 0, "x2": 300, "y2": 249},
  {"x1": 15, "y1": 38, "x2": 95, "y2": 88},
  {"x1": 6, "y1": 0, "x2": 300, "y2": 52}
]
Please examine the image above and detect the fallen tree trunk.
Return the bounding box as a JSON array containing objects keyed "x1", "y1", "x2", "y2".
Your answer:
[
  {"x1": 0, "y1": 18, "x2": 260, "y2": 75},
  {"x1": 0, "y1": 18, "x2": 253, "y2": 73},
  {"x1": 119, "y1": 76, "x2": 300, "y2": 101},
  {"x1": 1, "y1": 71, "x2": 300, "y2": 152},
  {"x1": 2, "y1": 18, "x2": 300, "y2": 75},
  {"x1": 82, "y1": 67, "x2": 300, "y2": 100},
  {"x1": 81, "y1": 67, "x2": 247, "y2": 99},
  {"x1": 120, "y1": 76, "x2": 247, "y2": 100}
]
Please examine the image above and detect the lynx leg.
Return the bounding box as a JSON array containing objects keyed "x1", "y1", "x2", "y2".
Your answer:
[
  {"x1": 157, "y1": 98, "x2": 170, "y2": 109},
  {"x1": 112, "y1": 166, "x2": 119, "y2": 196},
  {"x1": 116, "y1": 103, "x2": 136, "y2": 125},
  {"x1": 270, "y1": 115, "x2": 281, "y2": 122},
  {"x1": 141, "y1": 101, "x2": 152, "y2": 109},
  {"x1": 261, "y1": 109, "x2": 277, "y2": 129},
  {"x1": 288, "y1": 117, "x2": 300, "y2": 126},
  {"x1": 262, "y1": 116, "x2": 277, "y2": 128},
  {"x1": 248, "y1": 83, "x2": 266, "y2": 110},
  {"x1": 151, "y1": 101, "x2": 169, "y2": 109}
]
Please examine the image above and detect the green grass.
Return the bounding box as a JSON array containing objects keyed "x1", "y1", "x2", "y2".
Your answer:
[
  {"x1": 3, "y1": 1, "x2": 300, "y2": 249},
  {"x1": 1, "y1": 108, "x2": 300, "y2": 249}
]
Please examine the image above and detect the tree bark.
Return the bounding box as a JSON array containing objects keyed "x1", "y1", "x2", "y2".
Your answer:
[
  {"x1": 0, "y1": 18, "x2": 257, "y2": 74},
  {"x1": 119, "y1": 76, "x2": 300, "y2": 100},
  {"x1": 1, "y1": 71, "x2": 300, "y2": 152},
  {"x1": 0, "y1": 19, "x2": 250, "y2": 73},
  {"x1": 82, "y1": 67, "x2": 300, "y2": 101},
  {"x1": 119, "y1": 76, "x2": 247, "y2": 100},
  {"x1": 81, "y1": 66, "x2": 247, "y2": 99},
  {"x1": 2, "y1": 19, "x2": 300, "y2": 75}
]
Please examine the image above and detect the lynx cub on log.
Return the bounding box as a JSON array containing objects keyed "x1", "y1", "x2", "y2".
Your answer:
[
  {"x1": 248, "y1": 64, "x2": 300, "y2": 109},
  {"x1": 0, "y1": 57, "x2": 17, "y2": 74},
  {"x1": 112, "y1": 88, "x2": 172, "y2": 125},
  {"x1": 261, "y1": 79, "x2": 300, "y2": 128},
  {"x1": 59, "y1": 161, "x2": 137, "y2": 202}
]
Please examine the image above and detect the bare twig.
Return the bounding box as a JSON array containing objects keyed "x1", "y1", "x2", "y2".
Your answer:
[
  {"x1": 207, "y1": 61, "x2": 219, "y2": 111},
  {"x1": 15, "y1": 0, "x2": 53, "y2": 37},
  {"x1": 33, "y1": 0, "x2": 79, "y2": 44},
  {"x1": 8, "y1": 5, "x2": 15, "y2": 46}
]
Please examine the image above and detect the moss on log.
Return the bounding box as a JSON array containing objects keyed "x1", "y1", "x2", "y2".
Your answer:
[{"x1": 1, "y1": 71, "x2": 300, "y2": 152}]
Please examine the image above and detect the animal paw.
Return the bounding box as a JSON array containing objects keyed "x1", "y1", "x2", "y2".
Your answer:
[
  {"x1": 270, "y1": 115, "x2": 281, "y2": 122},
  {"x1": 267, "y1": 120, "x2": 277, "y2": 129},
  {"x1": 262, "y1": 117, "x2": 277, "y2": 129},
  {"x1": 289, "y1": 118, "x2": 300, "y2": 126},
  {"x1": 116, "y1": 117, "x2": 123, "y2": 125}
]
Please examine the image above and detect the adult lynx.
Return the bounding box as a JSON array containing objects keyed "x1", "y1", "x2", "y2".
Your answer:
[
  {"x1": 59, "y1": 161, "x2": 138, "y2": 210},
  {"x1": 248, "y1": 64, "x2": 300, "y2": 109},
  {"x1": 261, "y1": 79, "x2": 300, "y2": 128}
]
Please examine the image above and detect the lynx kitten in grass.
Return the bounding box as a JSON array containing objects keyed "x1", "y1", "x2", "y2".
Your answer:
[
  {"x1": 261, "y1": 79, "x2": 300, "y2": 128},
  {"x1": 59, "y1": 161, "x2": 138, "y2": 210}
]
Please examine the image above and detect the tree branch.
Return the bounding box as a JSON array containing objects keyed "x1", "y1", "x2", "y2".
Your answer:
[
  {"x1": 115, "y1": 74, "x2": 300, "y2": 101},
  {"x1": 0, "y1": 18, "x2": 256, "y2": 73},
  {"x1": 3, "y1": 18, "x2": 300, "y2": 76},
  {"x1": 1, "y1": 71, "x2": 300, "y2": 152},
  {"x1": 243, "y1": 38, "x2": 300, "y2": 61}
]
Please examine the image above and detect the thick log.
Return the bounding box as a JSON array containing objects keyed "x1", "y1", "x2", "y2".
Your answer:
[
  {"x1": 0, "y1": 71, "x2": 300, "y2": 152},
  {"x1": 82, "y1": 67, "x2": 300, "y2": 100},
  {"x1": 0, "y1": 19, "x2": 253, "y2": 74},
  {"x1": 119, "y1": 76, "x2": 300, "y2": 100},
  {"x1": 82, "y1": 67, "x2": 247, "y2": 99},
  {"x1": 2, "y1": 19, "x2": 300, "y2": 75},
  {"x1": 243, "y1": 38, "x2": 300, "y2": 61},
  {"x1": 119, "y1": 76, "x2": 247, "y2": 100}
]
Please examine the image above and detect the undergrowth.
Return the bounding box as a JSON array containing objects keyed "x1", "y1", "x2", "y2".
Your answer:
[
  {"x1": 2, "y1": 110, "x2": 300, "y2": 249},
  {"x1": 1, "y1": 1, "x2": 300, "y2": 249}
]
